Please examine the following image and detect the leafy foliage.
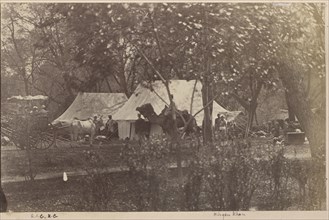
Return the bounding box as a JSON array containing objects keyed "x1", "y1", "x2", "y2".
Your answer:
[{"x1": 120, "y1": 136, "x2": 172, "y2": 211}]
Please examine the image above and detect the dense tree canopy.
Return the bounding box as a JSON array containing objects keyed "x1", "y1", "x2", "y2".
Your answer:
[{"x1": 1, "y1": 3, "x2": 326, "y2": 153}]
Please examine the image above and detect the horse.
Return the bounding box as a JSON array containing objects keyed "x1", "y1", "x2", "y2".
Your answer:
[
  {"x1": 159, "y1": 105, "x2": 197, "y2": 136},
  {"x1": 70, "y1": 116, "x2": 104, "y2": 145},
  {"x1": 136, "y1": 103, "x2": 197, "y2": 137},
  {"x1": 135, "y1": 118, "x2": 151, "y2": 140}
]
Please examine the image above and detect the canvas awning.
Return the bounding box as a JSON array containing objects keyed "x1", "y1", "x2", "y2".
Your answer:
[
  {"x1": 52, "y1": 92, "x2": 127, "y2": 124},
  {"x1": 114, "y1": 80, "x2": 237, "y2": 126}
]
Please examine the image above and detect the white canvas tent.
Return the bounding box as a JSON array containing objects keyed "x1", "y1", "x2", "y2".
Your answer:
[
  {"x1": 113, "y1": 80, "x2": 240, "y2": 139},
  {"x1": 52, "y1": 92, "x2": 127, "y2": 125}
]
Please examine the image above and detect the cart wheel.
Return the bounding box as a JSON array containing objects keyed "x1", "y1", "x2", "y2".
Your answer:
[
  {"x1": 12, "y1": 141, "x2": 26, "y2": 150},
  {"x1": 13, "y1": 134, "x2": 28, "y2": 150},
  {"x1": 34, "y1": 132, "x2": 55, "y2": 149}
]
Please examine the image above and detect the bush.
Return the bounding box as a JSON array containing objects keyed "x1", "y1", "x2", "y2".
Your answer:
[
  {"x1": 183, "y1": 138, "x2": 265, "y2": 211},
  {"x1": 75, "y1": 150, "x2": 116, "y2": 211},
  {"x1": 73, "y1": 135, "x2": 326, "y2": 211},
  {"x1": 120, "y1": 135, "x2": 173, "y2": 211},
  {"x1": 254, "y1": 147, "x2": 326, "y2": 210},
  {"x1": 257, "y1": 147, "x2": 294, "y2": 210}
]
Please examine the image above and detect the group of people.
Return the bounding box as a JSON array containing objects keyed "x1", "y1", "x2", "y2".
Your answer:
[
  {"x1": 214, "y1": 114, "x2": 227, "y2": 134},
  {"x1": 16, "y1": 104, "x2": 49, "y2": 131},
  {"x1": 214, "y1": 113, "x2": 240, "y2": 139},
  {"x1": 268, "y1": 119, "x2": 302, "y2": 138},
  {"x1": 17, "y1": 104, "x2": 48, "y2": 117}
]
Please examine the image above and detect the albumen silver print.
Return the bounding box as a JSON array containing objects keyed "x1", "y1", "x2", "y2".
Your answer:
[{"x1": 0, "y1": 1, "x2": 327, "y2": 219}]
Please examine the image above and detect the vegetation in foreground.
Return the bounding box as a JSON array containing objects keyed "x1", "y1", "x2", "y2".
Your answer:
[{"x1": 2, "y1": 136, "x2": 326, "y2": 212}]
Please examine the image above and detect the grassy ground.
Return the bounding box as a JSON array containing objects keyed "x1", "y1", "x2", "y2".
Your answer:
[
  {"x1": 2, "y1": 171, "x2": 183, "y2": 212},
  {"x1": 1, "y1": 167, "x2": 312, "y2": 212},
  {"x1": 1, "y1": 138, "x2": 315, "y2": 212},
  {"x1": 1, "y1": 144, "x2": 123, "y2": 179},
  {"x1": 1, "y1": 140, "x2": 195, "y2": 182},
  {"x1": 3, "y1": 177, "x2": 80, "y2": 212}
]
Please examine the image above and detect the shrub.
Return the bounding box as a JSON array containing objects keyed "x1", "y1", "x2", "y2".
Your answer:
[
  {"x1": 200, "y1": 140, "x2": 264, "y2": 210},
  {"x1": 75, "y1": 150, "x2": 116, "y2": 211},
  {"x1": 258, "y1": 146, "x2": 294, "y2": 210},
  {"x1": 120, "y1": 135, "x2": 172, "y2": 211},
  {"x1": 74, "y1": 135, "x2": 326, "y2": 211}
]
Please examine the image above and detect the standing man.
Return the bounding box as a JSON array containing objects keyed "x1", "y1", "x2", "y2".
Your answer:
[
  {"x1": 215, "y1": 113, "x2": 221, "y2": 132},
  {"x1": 272, "y1": 120, "x2": 280, "y2": 137},
  {"x1": 92, "y1": 115, "x2": 102, "y2": 136},
  {"x1": 105, "y1": 115, "x2": 115, "y2": 139},
  {"x1": 218, "y1": 114, "x2": 228, "y2": 138},
  {"x1": 135, "y1": 113, "x2": 146, "y2": 140}
]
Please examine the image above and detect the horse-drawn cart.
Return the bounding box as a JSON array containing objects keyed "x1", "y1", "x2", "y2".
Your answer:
[{"x1": 1, "y1": 95, "x2": 56, "y2": 150}]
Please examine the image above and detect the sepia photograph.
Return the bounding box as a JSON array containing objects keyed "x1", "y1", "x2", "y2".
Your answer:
[{"x1": 0, "y1": 0, "x2": 327, "y2": 218}]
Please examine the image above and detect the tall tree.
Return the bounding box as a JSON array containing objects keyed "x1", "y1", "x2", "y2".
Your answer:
[
  {"x1": 273, "y1": 3, "x2": 326, "y2": 159},
  {"x1": 1, "y1": 4, "x2": 41, "y2": 96}
]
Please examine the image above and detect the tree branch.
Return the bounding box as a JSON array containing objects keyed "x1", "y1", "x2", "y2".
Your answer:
[
  {"x1": 149, "y1": 12, "x2": 165, "y2": 71},
  {"x1": 132, "y1": 44, "x2": 167, "y2": 84},
  {"x1": 9, "y1": 16, "x2": 25, "y2": 65},
  {"x1": 179, "y1": 92, "x2": 221, "y2": 138},
  {"x1": 104, "y1": 76, "x2": 113, "y2": 93},
  {"x1": 231, "y1": 92, "x2": 250, "y2": 110},
  {"x1": 307, "y1": 3, "x2": 325, "y2": 26},
  {"x1": 28, "y1": 82, "x2": 63, "y2": 105},
  {"x1": 190, "y1": 80, "x2": 198, "y2": 115}
]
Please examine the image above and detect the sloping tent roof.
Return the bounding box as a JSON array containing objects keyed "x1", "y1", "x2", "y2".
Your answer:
[
  {"x1": 114, "y1": 80, "x2": 234, "y2": 126},
  {"x1": 53, "y1": 93, "x2": 127, "y2": 124}
]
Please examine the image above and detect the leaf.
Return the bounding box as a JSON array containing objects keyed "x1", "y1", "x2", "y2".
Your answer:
[
  {"x1": 212, "y1": 28, "x2": 219, "y2": 34},
  {"x1": 194, "y1": 23, "x2": 203, "y2": 29}
]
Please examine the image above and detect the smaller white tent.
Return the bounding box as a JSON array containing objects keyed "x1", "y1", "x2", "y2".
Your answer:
[
  {"x1": 52, "y1": 92, "x2": 127, "y2": 125},
  {"x1": 113, "y1": 80, "x2": 240, "y2": 139}
]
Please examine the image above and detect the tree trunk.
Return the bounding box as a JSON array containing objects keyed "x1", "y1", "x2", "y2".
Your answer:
[
  {"x1": 254, "y1": 111, "x2": 259, "y2": 126},
  {"x1": 285, "y1": 90, "x2": 296, "y2": 121},
  {"x1": 244, "y1": 82, "x2": 262, "y2": 137},
  {"x1": 277, "y1": 61, "x2": 326, "y2": 210},
  {"x1": 277, "y1": 62, "x2": 325, "y2": 160},
  {"x1": 202, "y1": 77, "x2": 213, "y2": 144},
  {"x1": 245, "y1": 101, "x2": 257, "y2": 137},
  {"x1": 23, "y1": 75, "x2": 30, "y2": 96},
  {"x1": 164, "y1": 83, "x2": 185, "y2": 210},
  {"x1": 201, "y1": 7, "x2": 213, "y2": 144}
]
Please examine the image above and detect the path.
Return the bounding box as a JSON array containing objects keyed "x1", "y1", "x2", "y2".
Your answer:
[{"x1": 1, "y1": 162, "x2": 188, "y2": 184}]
